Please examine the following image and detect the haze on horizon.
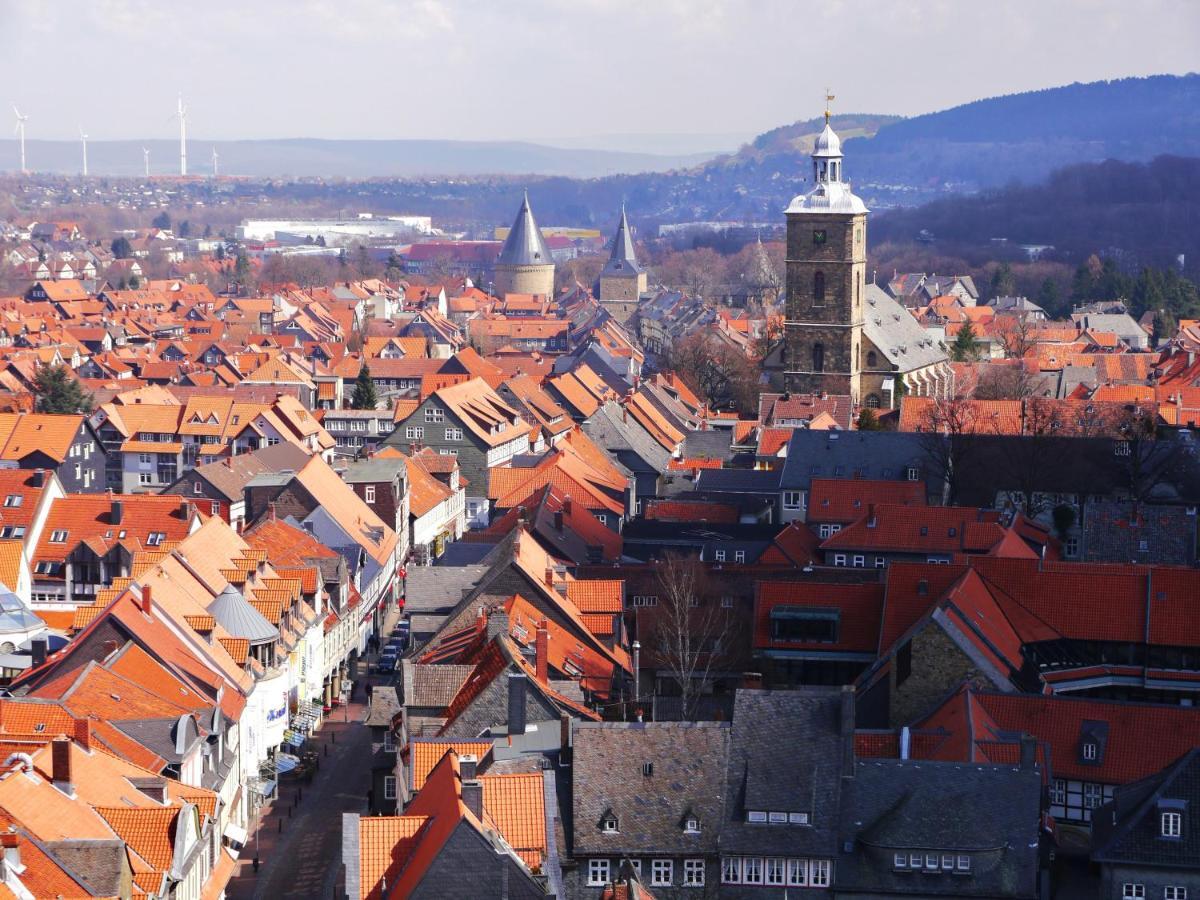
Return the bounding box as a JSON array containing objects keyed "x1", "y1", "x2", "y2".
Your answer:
[{"x1": 1, "y1": 0, "x2": 1196, "y2": 149}]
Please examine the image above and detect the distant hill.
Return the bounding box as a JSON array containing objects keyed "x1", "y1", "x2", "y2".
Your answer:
[
  {"x1": 0, "y1": 137, "x2": 717, "y2": 179},
  {"x1": 871, "y1": 154, "x2": 1200, "y2": 275}
]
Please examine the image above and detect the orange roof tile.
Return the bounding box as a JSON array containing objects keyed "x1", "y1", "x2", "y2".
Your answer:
[
  {"x1": 564, "y1": 580, "x2": 622, "y2": 614},
  {"x1": 357, "y1": 816, "x2": 429, "y2": 900},
  {"x1": 409, "y1": 740, "x2": 492, "y2": 791},
  {"x1": 481, "y1": 772, "x2": 546, "y2": 869},
  {"x1": 94, "y1": 805, "x2": 181, "y2": 871}
]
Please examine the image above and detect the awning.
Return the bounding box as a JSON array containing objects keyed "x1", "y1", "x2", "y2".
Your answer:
[
  {"x1": 275, "y1": 754, "x2": 300, "y2": 775},
  {"x1": 223, "y1": 822, "x2": 248, "y2": 846}
]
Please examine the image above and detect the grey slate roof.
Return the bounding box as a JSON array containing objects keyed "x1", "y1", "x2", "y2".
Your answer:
[
  {"x1": 364, "y1": 685, "x2": 401, "y2": 727},
  {"x1": 400, "y1": 661, "x2": 475, "y2": 708},
  {"x1": 207, "y1": 584, "x2": 278, "y2": 643},
  {"x1": 600, "y1": 207, "x2": 643, "y2": 278},
  {"x1": 43, "y1": 839, "x2": 127, "y2": 898},
  {"x1": 863, "y1": 284, "x2": 949, "y2": 373},
  {"x1": 189, "y1": 442, "x2": 311, "y2": 501},
  {"x1": 497, "y1": 193, "x2": 553, "y2": 267},
  {"x1": 582, "y1": 401, "x2": 671, "y2": 475},
  {"x1": 838, "y1": 759, "x2": 1042, "y2": 898},
  {"x1": 682, "y1": 428, "x2": 733, "y2": 461},
  {"x1": 1092, "y1": 748, "x2": 1200, "y2": 872},
  {"x1": 694, "y1": 467, "x2": 782, "y2": 494},
  {"x1": 572, "y1": 721, "x2": 730, "y2": 856},
  {"x1": 404, "y1": 564, "x2": 490, "y2": 615},
  {"x1": 779, "y1": 429, "x2": 932, "y2": 492},
  {"x1": 722, "y1": 688, "x2": 851, "y2": 857},
  {"x1": 340, "y1": 457, "x2": 407, "y2": 484}
]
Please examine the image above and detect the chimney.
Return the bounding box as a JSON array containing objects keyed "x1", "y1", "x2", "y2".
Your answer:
[
  {"x1": 30, "y1": 469, "x2": 44, "y2": 488},
  {"x1": 840, "y1": 686, "x2": 856, "y2": 777},
  {"x1": 486, "y1": 610, "x2": 509, "y2": 641},
  {"x1": 111, "y1": 499, "x2": 123, "y2": 525},
  {"x1": 631, "y1": 640, "x2": 640, "y2": 715},
  {"x1": 553, "y1": 510, "x2": 564, "y2": 532},
  {"x1": 51, "y1": 738, "x2": 74, "y2": 796},
  {"x1": 458, "y1": 753, "x2": 478, "y2": 781},
  {"x1": 0, "y1": 833, "x2": 20, "y2": 875},
  {"x1": 507, "y1": 672, "x2": 527, "y2": 736},
  {"x1": 30, "y1": 639, "x2": 46, "y2": 668},
  {"x1": 535, "y1": 622, "x2": 549, "y2": 684},
  {"x1": 899, "y1": 725, "x2": 911, "y2": 760},
  {"x1": 1019, "y1": 734, "x2": 1037, "y2": 770},
  {"x1": 562, "y1": 496, "x2": 572, "y2": 515},
  {"x1": 544, "y1": 567, "x2": 554, "y2": 587},
  {"x1": 460, "y1": 777, "x2": 484, "y2": 820},
  {"x1": 741, "y1": 671, "x2": 763, "y2": 690},
  {"x1": 74, "y1": 718, "x2": 91, "y2": 752},
  {"x1": 140, "y1": 585, "x2": 153, "y2": 615},
  {"x1": 867, "y1": 504, "x2": 877, "y2": 528}
]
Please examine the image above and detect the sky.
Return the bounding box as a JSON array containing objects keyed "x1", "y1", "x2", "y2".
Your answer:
[{"x1": 1, "y1": 0, "x2": 1197, "y2": 147}]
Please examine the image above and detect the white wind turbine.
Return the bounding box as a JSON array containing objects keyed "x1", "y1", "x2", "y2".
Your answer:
[
  {"x1": 12, "y1": 106, "x2": 28, "y2": 173},
  {"x1": 79, "y1": 125, "x2": 89, "y2": 177},
  {"x1": 143, "y1": 146, "x2": 151, "y2": 177},
  {"x1": 174, "y1": 94, "x2": 188, "y2": 176},
  {"x1": 211, "y1": 146, "x2": 219, "y2": 177}
]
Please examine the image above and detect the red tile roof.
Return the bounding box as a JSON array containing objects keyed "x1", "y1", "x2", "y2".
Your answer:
[
  {"x1": 808, "y1": 478, "x2": 926, "y2": 524},
  {"x1": 754, "y1": 581, "x2": 884, "y2": 653}
]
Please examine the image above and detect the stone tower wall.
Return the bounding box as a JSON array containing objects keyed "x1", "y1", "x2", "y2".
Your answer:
[{"x1": 494, "y1": 263, "x2": 555, "y2": 298}]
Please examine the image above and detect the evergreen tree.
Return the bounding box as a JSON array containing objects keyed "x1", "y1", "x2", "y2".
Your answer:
[
  {"x1": 128, "y1": 274, "x2": 140, "y2": 289},
  {"x1": 33, "y1": 365, "x2": 93, "y2": 414},
  {"x1": 111, "y1": 236, "x2": 133, "y2": 259},
  {"x1": 989, "y1": 262, "x2": 1015, "y2": 299},
  {"x1": 215, "y1": 244, "x2": 226, "y2": 262},
  {"x1": 351, "y1": 364, "x2": 378, "y2": 410},
  {"x1": 234, "y1": 252, "x2": 251, "y2": 285},
  {"x1": 151, "y1": 211, "x2": 171, "y2": 231},
  {"x1": 1036, "y1": 277, "x2": 1061, "y2": 315},
  {"x1": 950, "y1": 321, "x2": 981, "y2": 361},
  {"x1": 856, "y1": 408, "x2": 882, "y2": 431}
]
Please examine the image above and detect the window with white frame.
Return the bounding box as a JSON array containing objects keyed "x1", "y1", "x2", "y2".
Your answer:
[
  {"x1": 735, "y1": 550, "x2": 746, "y2": 563},
  {"x1": 1082, "y1": 742, "x2": 1097, "y2": 761},
  {"x1": 445, "y1": 427, "x2": 463, "y2": 441},
  {"x1": 684, "y1": 817, "x2": 700, "y2": 834},
  {"x1": 1162, "y1": 811, "x2": 1183, "y2": 837},
  {"x1": 2, "y1": 495, "x2": 21, "y2": 507},
  {"x1": 810, "y1": 860, "x2": 831, "y2": 886},
  {"x1": 721, "y1": 857, "x2": 741, "y2": 884},
  {"x1": 941, "y1": 854, "x2": 954, "y2": 871},
  {"x1": 833, "y1": 553, "x2": 847, "y2": 566},
  {"x1": 783, "y1": 491, "x2": 802, "y2": 509},
  {"x1": 1164, "y1": 888, "x2": 1186, "y2": 900},
  {"x1": 893, "y1": 854, "x2": 907, "y2": 869},
  {"x1": 683, "y1": 859, "x2": 704, "y2": 886},
  {"x1": 742, "y1": 857, "x2": 763, "y2": 884},
  {"x1": 852, "y1": 554, "x2": 865, "y2": 567},
  {"x1": 50, "y1": 530, "x2": 68, "y2": 543},
  {"x1": 956, "y1": 855, "x2": 971, "y2": 873},
  {"x1": 383, "y1": 776, "x2": 396, "y2": 799},
  {"x1": 424, "y1": 407, "x2": 444, "y2": 423},
  {"x1": 1083, "y1": 783, "x2": 1104, "y2": 810},
  {"x1": 382, "y1": 731, "x2": 395, "y2": 752},
  {"x1": 405, "y1": 426, "x2": 424, "y2": 440},
  {"x1": 651, "y1": 859, "x2": 672, "y2": 886},
  {"x1": 721, "y1": 595, "x2": 734, "y2": 608},
  {"x1": 714, "y1": 550, "x2": 726, "y2": 562},
  {"x1": 587, "y1": 859, "x2": 610, "y2": 886},
  {"x1": 874, "y1": 556, "x2": 887, "y2": 568},
  {"x1": 1049, "y1": 779, "x2": 1066, "y2": 806},
  {"x1": 632, "y1": 596, "x2": 658, "y2": 607},
  {"x1": 1121, "y1": 885, "x2": 1144, "y2": 900},
  {"x1": 365, "y1": 485, "x2": 376, "y2": 504},
  {"x1": 907, "y1": 466, "x2": 920, "y2": 481},
  {"x1": 787, "y1": 859, "x2": 808, "y2": 885},
  {"x1": 765, "y1": 858, "x2": 786, "y2": 885},
  {"x1": 601, "y1": 815, "x2": 619, "y2": 833},
  {"x1": 139, "y1": 472, "x2": 154, "y2": 485}
]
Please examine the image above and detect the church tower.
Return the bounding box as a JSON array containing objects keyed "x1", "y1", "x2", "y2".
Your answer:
[
  {"x1": 494, "y1": 192, "x2": 555, "y2": 297},
  {"x1": 783, "y1": 107, "x2": 868, "y2": 403},
  {"x1": 598, "y1": 205, "x2": 646, "y2": 324}
]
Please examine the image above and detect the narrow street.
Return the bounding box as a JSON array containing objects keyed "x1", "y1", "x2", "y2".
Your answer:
[{"x1": 225, "y1": 612, "x2": 399, "y2": 900}]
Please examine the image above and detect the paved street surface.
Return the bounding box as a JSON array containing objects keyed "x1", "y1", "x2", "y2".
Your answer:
[{"x1": 225, "y1": 605, "x2": 400, "y2": 900}]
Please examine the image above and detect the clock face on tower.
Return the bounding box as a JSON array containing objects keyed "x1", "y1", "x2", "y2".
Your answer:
[{"x1": 812, "y1": 229, "x2": 827, "y2": 245}]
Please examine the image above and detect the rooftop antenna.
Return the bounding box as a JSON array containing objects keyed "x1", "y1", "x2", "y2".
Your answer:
[
  {"x1": 174, "y1": 94, "x2": 187, "y2": 176},
  {"x1": 211, "y1": 145, "x2": 219, "y2": 177},
  {"x1": 824, "y1": 87, "x2": 835, "y2": 124},
  {"x1": 78, "y1": 125, "x2": 89, "y2": 177},
  {"x1": 142, "y1": 146, "x2": 150, "y2": 178},
  {"x1": 12, "y1": 106, "x2": 28, "y2": 174}
]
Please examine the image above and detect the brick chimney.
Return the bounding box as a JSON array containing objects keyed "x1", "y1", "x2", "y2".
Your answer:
[
  {"x1": 30, "y1": 639, "x2": 46, "y2": 668},
  {"x1": 30, "y1": 469, "x2": 44, "y2": 488},
  {"x1": 458, "y1": 754, "x2": 479, "y2": 781},
  {"x1": 553, "y1": 510, "x2": 564, "y2": 532},
  {"x1": 111, "y1": 499, "x2": 123, "y2": 525},
  {"x1": 544, "y1": 567, "x2": 554, "y2": 587},
  {"x1": 1019, "y1": 734, "x2": 1037, "y2": 770},
  {"x1": 840, "y1": 686, "x2": 856, "y2": 778},
  {"x1": 460, "y1": 777, "x2": 483, "y2": 820},
  {"x1": 51, "y1": 738, "x2": 74, "y2": 796},
  {"x1": 867, "y1": 504, "x2": 877, "y2": 528},
  {"x1": 139, "y1": 585, "x2": 153, "y2": 615},
  {"x1": 73, "y1": 718, "x2": 92, "y2": 752},
  {"x1": 535, "y1": 623, "x2": 549, "y2": 685},
  {"x1": 562, "y1": 496, "x2": 572, "y2": 515}
]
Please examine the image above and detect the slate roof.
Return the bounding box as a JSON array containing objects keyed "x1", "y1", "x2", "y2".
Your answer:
[
  {"x1": 779, "y1": 429, "x2": 932, "y2": 492},
  {"x1": 184, "y1": 442, "x2": 312, "y2": 501},
  {"x1": 1092, "y1": 748, "x2": 1200, "y2": 871},
  {"x1": 863, "y1": 284, "x2": 948, "y2": 372},
  {"x1": 207, "y1": 584, "x2": 278, "y2": 643},
  {"x1": 572, "y1": 721, "x2": 729, "y2": 856},
  {"x1": 838, "y1": 759, "x2": 1042, "y2": 898},
  {"x1": 600, "y1": 207, "x2": 643, "y2": 278},
  {"x1": 694, "y1": 468, "x2": 782, "y2": 494},
  {"x1": 722, "y1": 688, "x2": 851, "y2": 856},
  {"x1": 497, "y1": 193, "x2": 554, "y2": 269},
  {"x1": 403, "y1": 565, "x2": 490, "y2": 616},
  {"x1": 400, "y1": 661, "x2": 475, "y2": 708}
]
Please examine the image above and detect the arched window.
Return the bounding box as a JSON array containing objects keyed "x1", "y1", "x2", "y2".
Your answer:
[
  {"x1": 813, "y1": 343, "x2": 825, "y2": 373},
  {"x1": 813, "y1": 271, "x2": 825, "y2": 303},
  {"x1": 866, "y1": 394, "x2": 881, "y2": 409},
  {"x1": 867, "y1": 350, "x2": 877, "y2": 368}
]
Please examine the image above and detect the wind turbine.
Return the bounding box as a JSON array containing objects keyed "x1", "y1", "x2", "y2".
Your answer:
[
  {"x1": 211, "y1": 146, "x2": 219, "y2": 177},
  {"x1": 79, "y1": 126, "x2": 89, "y2": 177},
  {"x1": 143, "y1": 146, "x2": 150, "y2": 177},
  {"x1": 12, "y1": 106, "x2": 28, "y2": 173},
  {"x1": 174, "y1": 94, "x2": 188, "y2": 176}
]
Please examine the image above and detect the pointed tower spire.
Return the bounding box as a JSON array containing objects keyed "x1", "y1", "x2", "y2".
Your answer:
[
  {"x1": 493, "y1": 191, "x2": 556, "y2": 297},
  {"x1": 604, "y1": 205, "x2": 641, "y2": 273},
  {"x1": 598, "y1": 206, "x2": 647, "y2": 321}
]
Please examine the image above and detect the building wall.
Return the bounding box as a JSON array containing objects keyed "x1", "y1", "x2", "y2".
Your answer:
[
  {"x1": 495, "y1": 263, "x2": 555, "y2": 298},
  {"x1": 600, "y1": 272, "x2": 645, "y2": 305},
  {"x1": 783, "y1": 211, "x2": 866, "y2": 404},
  {"x1": 1100, "y1": 864, "x2": 1200, "y2": 900},
  {"x1": 887, "y1": 623, "x2": 988, "y2": 728}
]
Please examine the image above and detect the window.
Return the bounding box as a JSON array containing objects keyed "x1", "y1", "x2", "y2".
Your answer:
[
  {"x1": 742, "y1": 857, "x2": 763, "y2": 884},
  {"x1": 867, "y1": 350, "x2": 878, "y2": 367},
  {"x1": 788, "y1": 812, "x2": 809, "y2": 825},
  {"x1": 925, "y1": 854, "x2": 938, "y2": 870},
  {"x1": 1049, "y1": 779, "x2": 1066, "y2": 806},
  {"x1": 768, "y1": 812, "x2": 788, "y2": 824},
  {"x1": 383, "y1": 776, "x2": 396, "y2": 800},
  {"x1": 1164, "y1": 888, "x2": 1187, "y2": 900},
  {"x1": 365, "y1": 485, "x2": 376, "y2": 504},
  {"x1": 714, "y1": 550, "x2": 726, "y2": 562},
  {"x1": 2, "y1": 495, "x2": 21, "y2": 507},
  {"x1": 765, "y1": 858, "x2": 785, "y2": 885},
  {"x1": 813, "y1": 271, "x2": 826, "y2": 304},
  {"x1": 721, "y1": 857, "x2": 741, "y2": 884},
  {"x1": 735, "y1": 550, "x2": 746, "y2": 563},
  {"x1": 746, "y1": 810, "x2": 768, "y2": 823},
  {"x1": 139, "y1": 473, "x2": 154, "y2": 485},
  {"x1": 50, "y1": 529, "x2": 67, "y2": 543},
  {"x1": 874, "y1": 556, "x2": 886, "y2": 568},
  {"x1": 383, "y1": 731, "x2": 396, "y2": 752},
  {"x1": 721, "y1": 596, "x2": 734, "y2": 608},
  {"x1": 1065, "y1": 537, "x2": 1079, "y2": 557},
  {"x1": 812, "y1": 342, "x2": 825, "y2": 373},
  {"x1": 1084, "y1": 783, "x2": 1104, "y2": 810},
  {"x1": 147, "y1": 532, "x2": 166, "y2": 547},
  {"x1": 632, "y1": 596, "x2": 658, "y2": 607},
  {"x1": 788, "y1": 859, "x2": 809, "y2": 885},
  {"x1": 424, "y1": 407, "x2": 444, "y2": 423},
  {"x1": 139, "y1": 453, "x2": 153, "y2": 464},
  {"x1": 833, "y1": 553, "x2": 846, "y2": 566},
  {"x1": 810, "y1": 860, "x2": 830, "y2": 886},
  {"x1": 587, "y1": 859, "x2": 610, "y2": 886},
  {"x1": 642, "y1": 763, "x2": 654, "y2": 777},
  {"x1": 941, "y1": 854, "x2": 954, "y2": 870},
  {"x1": 684, "y1": 817, "x2": 700, "y2": 833},
  {"x1": 771, "y1": 607, "x2": 839, "y2": 643},
  {"x1": 683, "y1": 859, "x2": 704, "y2": 886},
  {"x1": 812, "y1": 229, "x2": 827, "y2": 245},
  {"x1": 956, "y1": 855, "x2": 971, "y2": 873},
  {"x1": 1162, "y1": 811, "x2": 1182, "y2": 837},
  {"x1": 210, "y1": 502, "x2": 220, "y2": 516},
  {"x1": 445, "y1": 427, "x2": 463, "y2": 441},
  {"x1": 907, "y1": 466, "x2": 920, "y2": 481},
  {"x1": 651, "y1": 859, "x2": 672, "y2": 886},
  {"x1": 405, "y1": 426, "x2": 424, "y2": 440},
  {"x1": 1082, "y1": 742, "x2": 1097, "y2": 761},
  {"x1": 852, "y1": 554, "x2": 865, "y2": 567},
  {"x1": 192, "y1": 481, "x2": 204, "y2": 496},
  {"x1": 597, "y1": 514, "x2": 608, "y2": 526},
  {"x1": 602, "y1": 815, "x2": 618, "y2": 833},
  {"x1": 783, "y1": 491, "x2": 802, "y2": 509},
  {"x1": 1121, "y1": 886, "x2": 1145, "y2": 900}
]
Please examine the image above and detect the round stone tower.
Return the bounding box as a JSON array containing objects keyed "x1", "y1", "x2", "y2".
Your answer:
[{"x1": 494, "y1": 192, "x2": 555, "y2": 297}]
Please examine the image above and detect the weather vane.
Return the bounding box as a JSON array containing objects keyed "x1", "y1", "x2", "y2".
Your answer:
[{"x1": 825, "y1": 88, "x2": 835, "y2": 124}]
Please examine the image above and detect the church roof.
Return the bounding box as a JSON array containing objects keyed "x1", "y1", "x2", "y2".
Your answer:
[
  {"x1": 601, "y1": 207, "x2": 643, "y2": 278},
  {"x1": 786, "y1": 121, "x2": 868, "y2": 216},
  {"x1": 812, "y1": 122, "x2": 842, "y2": 158},
  {"x1": 863, "y1": 284, "x2": 948, "y2": 373},
  {"x1": 497, "y1": 193, "x2": 554, "y2": 268},
  {"x1": 207, "y1": 584, "x2": 278, "y2": 644}
]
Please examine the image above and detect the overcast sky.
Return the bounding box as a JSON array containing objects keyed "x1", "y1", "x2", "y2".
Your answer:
[{"x1": 2, "y1": 0, "x2": 1196, "y2": 145}]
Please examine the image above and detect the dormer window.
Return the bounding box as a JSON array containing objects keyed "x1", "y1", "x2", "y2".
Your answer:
[
  {"x1": 1083, "y1": 742, "x2": 1097, "y2": 761},
  {"x1": 1162, "y1": 811, "x2": 1182, "y2": 838},
  {"x1": 601, "y1": 815, "x2": 619, "y2": 834},
  {"x1": 684, "y1": 817, "x2": 700, "y2": 834},
  {"x1": 746, "y1": 810, "x2": 768, "y2": 823}
]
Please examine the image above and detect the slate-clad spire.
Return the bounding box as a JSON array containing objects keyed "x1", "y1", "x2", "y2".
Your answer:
[
  {"x1": 602, "y1": 205, "x2": 642, "y2": 276},
  {"x1": 497, "y1": 191, "x2": 553, "y2": 267}
]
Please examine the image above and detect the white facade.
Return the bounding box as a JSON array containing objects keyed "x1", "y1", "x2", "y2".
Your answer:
[{"x1": 238, "y1": 217, "x2": 433, "y2": 242}]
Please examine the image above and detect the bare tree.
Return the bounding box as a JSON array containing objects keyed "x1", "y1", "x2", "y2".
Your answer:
[
  {"x1": 917, "y1": 394, "x2": 983, "y2": 505},
  {"x1": 974, "y1": 362, "x2": 1039, "y2": 400},
  {"x1": 994, "y1": 312, "x2": 1035, "y2": 360},
  {"x1": 648, "y1": 554, "x2": 733, "y2": 721},
  {"x1": 994, "y1": 399, "x2": 1073, "y2": 516}
]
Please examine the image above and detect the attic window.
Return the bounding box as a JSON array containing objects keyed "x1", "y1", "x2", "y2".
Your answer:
[
  {"x1": 601, "y1": 815, "x2": 619, "y2": 833},
  {"x1": 3, "y1": 495, "x2": 22, "y2": 507},
  {"x1": 1082, "y1": 742, "x2": 1097, "y2": 761},
  {"x1": 746, "y1": 810, "x2": 768, "y2": 823},
  {"x1": 684, "y1": 817, "x2": 700, "y2": 834},
  {"x1": 147, "y1": 532, "x2": 166, "y2": 547},
  {"x1": 642, "y1": 763, "x2": 653, "y2": 777},
  {"x1": 49, "y1": 529, "x2": 67, "y2": 543},
  {"x1": 1161, "y1": 811, "x2": 1182, "y2": 838}
]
